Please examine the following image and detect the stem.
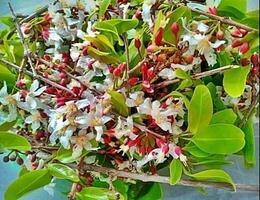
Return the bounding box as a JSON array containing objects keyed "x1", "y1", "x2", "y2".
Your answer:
[
  {"x1": 123, "y1": 33, "x2": 130, "y2": 80},
  {"x1": 190, "y1": 8, "x2": 258, "y2": 33},
  {"x1": 73, "y1": 164, "x2": 259, "y2": 192},
  {"x1": 8, "y1": 3, "x2": 37, "y2": 77},
  {"x1": 0, "y1": 59, "x2": 76, "y2": 96},
  {"x1": 155, "y1": 65, "x2": 239, "y2": 89}
]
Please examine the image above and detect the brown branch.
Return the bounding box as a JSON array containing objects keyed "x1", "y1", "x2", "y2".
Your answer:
[
  {"x1": 190, "y1": 8, "x2": 259, "y2": 33},
  {"x1": 0, "y1": 59, "x2": 76, "y2": 96},
  {"x1": 74, "y1": 164, "x2": 259, "y2": 192},
  {"x1": 155, "y1": 65, "x2": 239, "y2": 89},
  {"x1": 8, "y1": 3, "x2": 37, "y2": 77}
]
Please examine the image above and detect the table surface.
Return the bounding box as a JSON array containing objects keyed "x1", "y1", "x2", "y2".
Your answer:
[{"x1": 0, "y1": 1, "x2": 259, "y2": 199}]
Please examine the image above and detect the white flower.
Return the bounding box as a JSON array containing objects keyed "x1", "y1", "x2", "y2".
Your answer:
[
  {"x1": 0, "y1": 82, "x2": 20, "y2": 122},
  {"x1": 142, "y1": 0, "x2": 156, "y2": 27},
  {"x1": 138, "y1": 99, "x2": 174, "y2": 133},
  {"x1": 126, "y1": 91, "x2": 144, "y2": 107},
  {"x1": 112, "y1": 116, "x2": 135, "y2": 139},
  {"x1": 70, "y1": 130, "x2": 97, "y2": 158},
  {"x1": 187, "y1": 0, "x2": 221, "y2": 12},
  {"x1": 136, "y1": 148, "x2": 166, "y2": 168},
  {"x1": 158, "y1": 68, "x2": 176, "y2": 80},
  {"x1": 75, "y1": 104, "x2": 111, "y2": 141},
  {"x1": 23, "y1": 80, "x2": 47, "y2": 110},
  {"x1": 25, "y1": 110, "x2": 47, "y2": 132}
]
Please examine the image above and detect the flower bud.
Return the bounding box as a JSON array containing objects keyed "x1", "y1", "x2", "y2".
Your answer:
[
  {"x1": 134, "y1": 38, "x2": 141, "y2": 49},
  {"x1": 147, "y1": 44, "x2": 158, "y2": 52},
  {"x1": 128, "y1": 77, "x2": 139, "y2": 86},
  {"x1": 171, "y1": 22, "x2": 179, "y2": 35},
  {"x1": 82, "y1": 47, "x2": 88, "y2": 56},
  {"x1": 118, "y1": 63, "x2": 126, "y2": 71},
  {"x1": 208, "y1": 6, "x2": 217, "y2": 15},
  {"x1": 113, "y1": 67, "x2": 121, "y2": 77},
  {"x1": 135, "y1": 9, "x2": 142, "y2": 19},
  {"x1": 251, "y1": 53, "x2": 259, "y2": 65},
  {"x1": 251, "y1": 65, "x2": 259, "y2": 76},
  {"x1": 239, "y1": 42, "x2": 249, "y2": 54},
  {"x1": 240, "y1": 58, "x2": 250, "y2": 66},
  {"x1": 216, "y1": 30, "x2": 224, "y2": 40},
  {"x1": 231, "y1": 39, "x2": 242, "y2": 48},
  {"x1": 174, "y1": 146, "x2": 182, "y2": 156},
  {"x1": 184, "y1": 55, "x2": 194, "y2": 64},
  {"x1": 155, "y1": 27, "x2": 164, "y2": 46}
]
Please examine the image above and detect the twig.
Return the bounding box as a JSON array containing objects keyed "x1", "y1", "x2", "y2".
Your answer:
[
  {"x1": 155, "y1": 65, "x2": 239, "y2": 89},
  {"x1": 72, "y1": 164, "x2": 259, "y2": 192},
  {"x1": 8, "y1": 3, "x2": 37, "y2": 77},
  {"x1": 190, "y1": 8, "x2": 258, "y2": 33},
  {"x1": 123, "y1": 33, "x2": 130, "y2": 80},
  {"x1": 238, "y1": 93, "x2": 259, "y2": 128},
  {"x1": 0, "y1": 59, "x2": 76, "y2": 96}
]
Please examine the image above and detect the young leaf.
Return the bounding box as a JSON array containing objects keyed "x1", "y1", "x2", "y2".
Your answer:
[
  {"x1": 188, "y1": 85, "x2": 213, "y2": 134},
  {"x1": 0, "y1": 132, "x2": 31, "y2": 151},
  {"x1": 47, "y1": 163, "x2": 79, "y2": 182},
  {"x1": 137, "y1": 183, "x2": 162, "y2": 200},
  {"x1": 109, "y1": 91, "x2": 129, "y2": 117},
  {"x1": 0, "y1": 63, "x2": 16, "y2": 87},
  {"x1": 210, "y1": 109, "x2": 237, "y2": 124},
  {"x1": 185, "y1": 169, "x2": 236, "y2": 191},
  {"x1": 242, "y1": 117, "x2": 256, "y2": 168},
  {"x1": 169, "y1": 159, "x2": 183, "y2": 185},
  {"x1": 54, "y1": 147, "x2": 80, "y2": 164},
  {"x1": 184, "y1": 142, "x2": 210, "y2": 158},
  {"x1": 223, "y1": 66, "x2": 250, "y2": 98},
  {"x1": 0, "y1": 120, "x2": 16, "y2": 131},
  {"x1": 192, "y1": 124, "x2": 245, "y2": 155},
  {"x1": 76, "y1": 187, "x2": 125, "y2": 200},
  {"x1": 4, "y1": 169, "x2": 52, "y2": 200},
  {"x1": 99, "y1": 0, "x2": 111, "y2": 18}
]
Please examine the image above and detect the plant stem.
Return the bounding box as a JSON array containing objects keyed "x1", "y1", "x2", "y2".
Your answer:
[
  {"x1": 8, "y1": 3, "x2": 37, "y2": 77},
  {"x1": 190, "y1": 8, "x2": 258, "y2": 33},
  {"x1": 0, "y1": 58, "x2": 76, "y2": 96},
  {"x1": 71, "y1": 163, "x2": 260, "y2": 192}
]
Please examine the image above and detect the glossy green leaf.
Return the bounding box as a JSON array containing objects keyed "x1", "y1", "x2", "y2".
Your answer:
[
  {"x1": 47, "y1": 163, "x2": 79, "y2": 182},
  {"x1": 76, "y1": 187, "x2": 125, "y2": 200},
  {"x1": 99, "y1": 0, "x2": 111, "y2": 18},
  {"x1": 223, "y1": 66, "x2": 250, "y2": 98},
  {"x1": 185, "y1": 169, "x2": 236, "y2": 191},
  {"x1": 188, "y1": 85, "x2": 213, "y2": 134},
  {"x1": 5, "y1": 169, "x2": 52, "y2": 200},
  {"x1": 0, "y1": 16, "x2": 15, "y2": 28},
  {"x1": 170, "y1": 159, "x2": 183, "y2": 185},
  {"x1": 0, "y1": 63, "x2": 16, "y2": 86},
  {"x1": 0, "y1": 132, "x2": 31, "y2": 151},
  {"x1": 177, "y1": 79, "x2": 193, "y2": 91},
  {"x1": 192, "y1": 124, "x2": 245, "y2": 155},
  {"x1": 87, "y1": 46, "x2": 121, "y2": 64},
  {"x1": 207, "y1": 82, "x2": 226, "y2": 111},
  {"x1": 210, "y1": 109, "x2": 237, "y2": 124},
  {"x1": 218, "y1": 0, "x2": 247, "y2": 13},
  {"x1": 242, "y1": 117, "x2": 256, "y2": 168},
  {"x1": 175, "y1": 69, "x2": 191, "y2": 80},
  {"x1": 54, "y1": 147, "x2": 79, "y2": 163},
  {"x1": 137, "y1": 183, "x2": 162, "y2": 200},
  {"x1": 0, "y1": 120, "x2": 16, "y2": 131},
  {"x1": 109, "y1": 91, "x2": 129, "y2": 117},
  {"x1": 184, "y1": 142, "x2": 210, "y2": 158}
]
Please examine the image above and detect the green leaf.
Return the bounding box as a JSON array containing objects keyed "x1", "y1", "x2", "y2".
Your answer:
[
  {"x1": 210, "y1": 109, "x2": 237, "y2": 124},
  {"x1": 0, "y1": 132, "x2": 31, "y2": 151},
  {"x1": 99, "y1": 0, "x2": 111, "y2": 18},
  {"x1": 184, "y1": 142, "x2": 210, "y2": 158},
  {"x1": 185, "y1": 169, "x2": 236, "y2": 191},
  {"x1": 192, "y1": 124, "x2": 245, "y2": 155},
  {"x1": 47, "y1": 163, "x2": 79, "y2": 182},
  {"x1": 4, "y1": 169, "x2": 52, "y2": 200},
  {"x1": 164, "y1": 6, "x2": 191, "y2": 44},
  {"x1": 188, "y1": 85, "x2": 213, "y2": 134},
  {"x1": 218, "y1": 0, "x2": 247, "y2": 13},
  {"x1": 207, "y1": 82, "x2": 226, "y2": 111},
  {"x1": 242, "y1": 117, "x2": 256, "y2": 168},
  {"x1": 169, "y1": 159, "x2": 183, "y2": 185},
  {"x1": 175, "y1": 69, "x2": 191, "y2": 79},
  {"x1": 137, "y1": 183, "x2": 162, "y2": 200},
  {"x1": 109, "y1": 91, "x2": 129, "y2": 117},
  {"x1": 0, "y1": 120, "x2": 16, "y2": 131},
  {"x1": 177, "y1": 79, "x2": 193, "y2": 91},
  {"x1": 0, "y1": 16, "x2": 15, "y2": 28},
  {"x1": 19, "y1": 166, "x2": 30, "y2": 177},
  {"x1": 218, "y1": 6, "x2": 246, "y2": 20},
  {"x1": 0, "y1": 63, "x2": 16, "y2": 86},
  {"x1": 241, "y1": 16, "x2": 259, "y2": 29},
  {"x1": 223, "y1": 66, "x2": 250, "y2": 98},
  {"x1": 87, "y1": 46, "x2": 121, "y2": 64},
  {"x1": 54, "y1": 147, "x2": 79, "y2": 163},
  {"x1": 76, "y1": 187, "x2": 125, "y2": 200}
]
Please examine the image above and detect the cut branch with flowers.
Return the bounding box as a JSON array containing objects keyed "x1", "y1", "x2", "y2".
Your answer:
[{"x1": 0, "y1": 0, "x2": 259, "y2": 199}]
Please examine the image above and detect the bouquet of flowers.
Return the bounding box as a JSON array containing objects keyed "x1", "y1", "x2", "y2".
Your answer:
[{"x1": 0, "y1": 0, "x2": 259, "y2": 199}]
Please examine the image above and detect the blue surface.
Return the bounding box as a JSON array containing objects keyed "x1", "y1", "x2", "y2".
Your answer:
[{"x1": 0, "y1": 0, "x2": 259, "y2": 199}]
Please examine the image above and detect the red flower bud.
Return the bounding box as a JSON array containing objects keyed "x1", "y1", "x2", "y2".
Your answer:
[
  {"x1": 251, "y1": 53, "x2": 259, "y2": 65},
  {"x1": 174, "y1": 146, "x2": 182, "y2": 156},
  {"x1": 82, "y1": 47, "x2": 88, "y2": 56},
  {"x1": 171, "y1": 22, "x2": 179, "y2": 35},
  {"x1": 251, "y1": 65, "x2": 259, "y2": 76},
  {"x1": 238, "y1": 28, "x2": 248, "y2": 36},
  {"x1": 155, "y1": 27, "x2": 164, "y2": 46},
  {"x1": 216, "y1": 30, "x2": 224, "y2": 40},
  {"x1": 231, "y1": 39, "x2": 242, "y2": 48},
  {"x1": 134, "y1": 38, "x2": 141, "y2": 49},
  {"x1": 156, "y1": 54, "x2": 166, "y2": 62},
  {"x1": 147, "y1": 67, "x2": 155, "y2": 79},
  {"x1": 240, "y1": 58, "x2": 250, "y2": 66},
  {"x1": 113, "y1": 67, "x2": 122, "y2": 77},
  {"x1": 59, "y1": 71, "x2": 67, "y2": 79},
  {"x1": 143, "y1": 80, "x2": 151, "y2": 89},
  {"x1": 72, "y1": 87, "x2": 81, "y2": 95},
  {"x1": 128, "y1": 77, "x2": 139, "y2": 86},
  {"x1": 118, "y1": 63, "x2": 126, "y2": 71},
  {"x1": 147, "y1": 44, "x2": 158, "y2": 52},
  {"x1": 208, "y1": 6, "x2": 217, "y2": 15},
  {"x1": 59, "y1": 78, "x2": 67, "y2": 86},
  {"x1": 239, "y1": 42, "x2": 249, "y2": 54},
  {"x1": 135, "y1": 9, "x2": 142, "y2": 19},
  {"x1": 184, "y1": 55, "x2": 194, "y2": 64}
]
